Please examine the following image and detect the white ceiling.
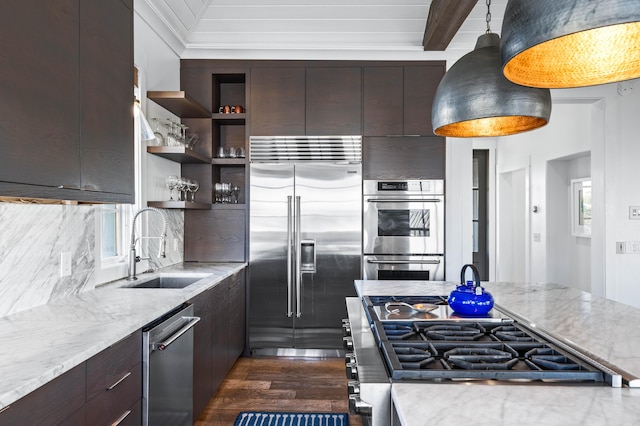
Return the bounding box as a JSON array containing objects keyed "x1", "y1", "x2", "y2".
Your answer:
[{"x1": 141, "y1": 0, "x2": 508, "y2": 59}]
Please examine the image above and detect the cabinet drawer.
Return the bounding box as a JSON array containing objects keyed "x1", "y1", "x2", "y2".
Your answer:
[
  {"x1": 86, "y1": 331, "x2": 141, "y2": 400},
  {"x1": 85, "y1": 363, "x2": 142, "y2": 426}
]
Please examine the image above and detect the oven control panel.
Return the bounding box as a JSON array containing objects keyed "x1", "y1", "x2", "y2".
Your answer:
[{"x1": 364, "y1": 179, "x2": 444, "y2": 195}]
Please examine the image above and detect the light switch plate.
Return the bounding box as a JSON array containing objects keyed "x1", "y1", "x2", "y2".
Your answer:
[{"x1": 630, "y1": 206, "x2": 640, "y2": 220}]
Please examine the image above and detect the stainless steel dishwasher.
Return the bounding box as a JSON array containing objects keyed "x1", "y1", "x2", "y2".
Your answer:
[{"x1": 142, "y1": 303, "x2": 200, "y2": 426}]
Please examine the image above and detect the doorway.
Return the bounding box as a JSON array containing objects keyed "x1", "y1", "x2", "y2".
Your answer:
[
  {"x1": 473, "y1": 150, "x2": 489, "y2": 280},
  {"x1": 497, "y1": 167, "x2": 528, "y2": 282}
]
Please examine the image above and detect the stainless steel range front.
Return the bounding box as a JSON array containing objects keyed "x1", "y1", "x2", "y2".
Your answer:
[{"x1": 363, "y1": 180, "x2": 444, "y2": 281}]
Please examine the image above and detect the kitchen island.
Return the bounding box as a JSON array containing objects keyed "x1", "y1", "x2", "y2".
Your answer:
[
  {"x1": 354, "y1": 280, "x2": 640, "y2": 425},
  {"x1": 0, "y1": 262, "x2": 245, "y2": 412}
]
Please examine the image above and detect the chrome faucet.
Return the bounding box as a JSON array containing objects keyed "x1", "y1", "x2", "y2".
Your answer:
[{"x1": 127, "y1": 207, "x2": 168, "y2": 280}]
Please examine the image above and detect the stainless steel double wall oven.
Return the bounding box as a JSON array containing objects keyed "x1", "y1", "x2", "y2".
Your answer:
[{"x1": 363, "y1": 179, "x2": 445, "y2": 281}]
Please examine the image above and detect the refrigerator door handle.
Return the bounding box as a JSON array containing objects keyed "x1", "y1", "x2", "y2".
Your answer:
[
  {"x1": 295, "y1": 196, "x2": 302, "y2": 318},
  {"x1": 287, "y1": 195, "x2": 294, "y2": 318}
]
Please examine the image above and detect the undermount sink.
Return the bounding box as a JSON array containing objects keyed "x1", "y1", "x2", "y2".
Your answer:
[{"x1": 125, "y1": 275, "x2": 203, "y2": 289}]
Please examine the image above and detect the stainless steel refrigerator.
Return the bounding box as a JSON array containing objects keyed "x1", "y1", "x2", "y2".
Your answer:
[{"x1": 249, "y1": 136, "x2": 362, "y2": 356}]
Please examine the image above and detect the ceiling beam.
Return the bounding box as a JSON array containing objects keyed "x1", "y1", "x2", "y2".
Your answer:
[{"x1": 423, "y1": 0, "x2": 479, "y2": 51}]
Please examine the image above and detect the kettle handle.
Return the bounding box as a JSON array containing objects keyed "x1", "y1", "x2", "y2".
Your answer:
[{"x1": 460, "y1": 264, "x2": 481, "y2": 288}]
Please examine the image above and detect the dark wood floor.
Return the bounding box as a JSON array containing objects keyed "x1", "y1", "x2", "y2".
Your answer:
[{"x1": 195, "y1": 356, "x2": 363, "y2": 426}]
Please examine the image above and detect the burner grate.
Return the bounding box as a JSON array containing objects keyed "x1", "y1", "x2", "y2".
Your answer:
[{"x1": 377, "y1": 320, "x2": 607, "y2": 383}]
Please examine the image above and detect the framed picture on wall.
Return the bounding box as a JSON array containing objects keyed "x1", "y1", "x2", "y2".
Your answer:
[{"x1": 571, "y1": 177, "x2": 592, "y2": 238}]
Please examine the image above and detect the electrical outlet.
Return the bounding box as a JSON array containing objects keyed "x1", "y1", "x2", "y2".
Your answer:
[
  {"x1": 616, "y1": 242, "x2": 625, "y2": 254},
  {"x1": 533, "y1": 233, "x2": 541, "y2": 243},
  {"x1": 60, "y1": 252, "x2": 72, "y2": 277},
  {"x1": 630, "y1": 206, "x2": 640, "y2": 220}
]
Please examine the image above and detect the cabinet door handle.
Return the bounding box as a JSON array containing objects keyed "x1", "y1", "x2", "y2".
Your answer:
[
  {"x1": 111, "y1": 409, "x2": 132, "y2": 426},
  {"x1": 106, "y1": 371, "x2": 132, "y2": 391}
]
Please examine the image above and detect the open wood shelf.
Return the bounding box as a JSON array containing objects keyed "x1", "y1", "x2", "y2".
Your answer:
[
  {"x1": 147, "y1": 146, "x2": 210, "y2": 163},
  {"x1": 211, "y1": 158, "x2": 246, "y2": 165},
  {"x1": 147, "y1": 91, "x2": 210, "y2": 118},
  {"x1": 147, "y1": 200, "x2": 211, "y2": 210},
  {"x1": 212, "y1": 113, "x2": 246, "y2": 125},
  {"x1": 212, "y1": 203, "x2": 246, "y2": 210}
]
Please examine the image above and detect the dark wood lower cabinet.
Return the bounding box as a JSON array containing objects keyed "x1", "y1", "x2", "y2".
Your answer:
[
  {"x1": 0, "y1": 331, "x2": 142, "y2": 426},
  {"x1": 0, "y1": 363, "x2": 86, "y2": 425},
  {"x1": 193, "y1": 269, "x2": 247, "y2": 421}
]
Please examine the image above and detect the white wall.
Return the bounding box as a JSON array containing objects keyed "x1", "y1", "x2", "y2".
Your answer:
[
  {"x1": 134, "y1": 6, "x2": 183, "y2": 206},
  {"x1": 491, "y1": 81, "x2": 640, "y2": 308}
]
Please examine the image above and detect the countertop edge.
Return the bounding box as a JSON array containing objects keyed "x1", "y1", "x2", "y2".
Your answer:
[{"x1": 0, "y1": 262, "x2": 246, "y2": 411}]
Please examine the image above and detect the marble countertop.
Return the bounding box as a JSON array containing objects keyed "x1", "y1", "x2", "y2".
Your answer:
[
  {"x1": 0, "y1": 262, "x2": 245, "y2": 411},
  {"x1": 355, "y1": 280, "x2": 640, "y2": 425}
]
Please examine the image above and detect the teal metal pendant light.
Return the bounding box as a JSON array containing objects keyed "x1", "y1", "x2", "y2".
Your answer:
[
  {"x1": 501, "y1": 0, "x2": 640, "y2": 88},
  {"x1": 432, "y1": 1, "x2": 551, "y2": 137}
]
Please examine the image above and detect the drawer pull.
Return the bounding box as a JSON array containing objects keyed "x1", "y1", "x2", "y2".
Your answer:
[
  {"x1": 111, "y1": 409, "x2": 132, "y2": 426},
  {"x1": 107, "y1": 371, "x2": 132, "y2": 391}
]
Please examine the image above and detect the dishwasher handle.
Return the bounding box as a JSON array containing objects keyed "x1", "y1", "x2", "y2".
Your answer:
[{"x1": 152, "y1": 316, "x2": 200, "y2": 351}]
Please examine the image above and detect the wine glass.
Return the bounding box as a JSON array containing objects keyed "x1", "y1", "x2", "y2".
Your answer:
[
  {"x1": 165, "y1": 175, "x2": 178, "y2": 200},
  {"x1": 151, "y1": 118, "x2": 165, "y2": 146},
  {"x1": 232, "y1": 185, "x2": 240, "y2": 204},
  {"x1": 176, "y1": 177, "x2": 188, "y2": 201},
  {"x1": 190, "y1": 180, "x2": 199, "y2": 202},
  {"x1": 165, "y1": 119, "x2": 178, "y2": 147}
]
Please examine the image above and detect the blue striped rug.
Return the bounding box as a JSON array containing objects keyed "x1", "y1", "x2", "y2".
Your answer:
[{"x1": 234, "y1": 412, "x2": 349, "y2": 426}]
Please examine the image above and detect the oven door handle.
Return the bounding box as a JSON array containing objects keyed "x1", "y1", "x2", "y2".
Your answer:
[
  {"x1": 366, "y1": 198, "x2": 442, "y2": 203},
  {"x1": 367, "y1": 259, "x2": 441, "y2": 265}
]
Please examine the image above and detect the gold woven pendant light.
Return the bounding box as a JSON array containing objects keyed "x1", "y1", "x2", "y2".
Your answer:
[{"x1": 501, "y1": 0, "x2": 640, "y2": 88}]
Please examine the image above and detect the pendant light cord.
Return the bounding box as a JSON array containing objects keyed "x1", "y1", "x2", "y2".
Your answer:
[{"x1": 486, "y1": 0, "x2": 492, "y2": 34}]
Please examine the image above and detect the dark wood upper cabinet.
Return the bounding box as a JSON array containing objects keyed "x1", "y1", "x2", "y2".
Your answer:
[
  {"x1": 0, "y1": 0, "x2": 134, "y2": 203},
  {"x1": 305, "y1": 67, "x2": 362, "y2": 135},
  {"x1": 80, "y1": 0, "x2": 134, "y2": 198},
  {"x1": 0, "y1": 0, "x2": 81, "y2": 191},
  {"x1": 363, "y1": 136, "x2": 445, "y2": 180},
  {"x1": 363, "y1": 66, "x2": 404, "y2": 136},
  {"x1": 362, "y1": 64, "x2": 445, "y2": 137},
  {"x1": 250, "y1": 67, "x2": 305, "y2": 135},
  {"x1": 403, "y1": 65, "x2": 444, "y2": 136}
]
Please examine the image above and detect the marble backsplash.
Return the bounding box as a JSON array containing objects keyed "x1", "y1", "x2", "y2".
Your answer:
[{"x1": 0, "y1": 203, "x2": 183, "y2": 317}]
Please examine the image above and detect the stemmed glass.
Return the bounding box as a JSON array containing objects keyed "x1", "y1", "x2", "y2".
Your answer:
[
  {"x1": 176, "y1": 177, "x2": 188, "y2": 201},
  {"x1": 165, "y1": 175, "x2": 179, "y2": 200},
  {"x1": 189, "y1": 180, "x2": 200, "y2": 202},
  {"x1": 151, "y1": 118, "x2": 165, "y2": 146},
  {"x1": 165, "y1": 119, "x2": 179, "y2": 147},
  {"x1": 231, "y1": 185, "x2": 240, "y2": 204}
]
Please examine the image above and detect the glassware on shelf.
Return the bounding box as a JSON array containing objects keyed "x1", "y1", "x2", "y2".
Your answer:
[
  {"x1": 214, "y1": 182, "x2": 240, "y2": 204},
  {"x1": 189, "y1": 180, "x2": 200, "y2": 202},
  {"x1": 165, "y1": 175, "x2": 179, "y2": 200},
  {"x1": 186, "y1": 133, "x2": 200, "y2": 149},
  {"x1": 151, "y1": 118, "x2": 165, "y2": 146},
  {"x1": 178, "y1": 124, "x2": 188, "y2": 146},
  {"x1": 232, "y1": 185, "x2": 240, "y2": 204},
  {"x1": 217, "y1": 146, "x2": 227, "y2": 158},
  {"x1": 165, "y1": 119, "x2": 179, "y2": 147}
]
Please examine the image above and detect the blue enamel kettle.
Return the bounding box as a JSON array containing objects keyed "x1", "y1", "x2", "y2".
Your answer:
[{"x1": 448, "y1": 264, "x2": 494, "y2": 316}]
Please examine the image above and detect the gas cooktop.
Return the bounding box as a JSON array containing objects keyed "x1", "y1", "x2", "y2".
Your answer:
[{"x1": 361, "y1": 296, "x2": 619, "y2": 386}]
